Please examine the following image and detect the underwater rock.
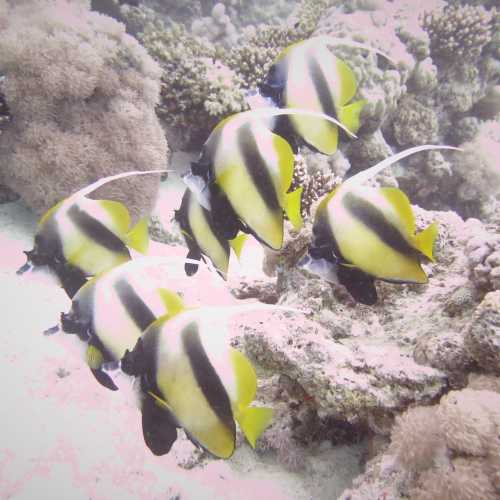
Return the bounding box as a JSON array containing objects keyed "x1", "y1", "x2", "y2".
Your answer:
[
  {"x1": 465, "y1": 291, "x2": 500, "y2": 375},
  {"x1": 0, "y1": 0, "x2": 167, "y2": 222},
  {"x1": 241, "y1": 310, "x2": 447, "y2": 425}
]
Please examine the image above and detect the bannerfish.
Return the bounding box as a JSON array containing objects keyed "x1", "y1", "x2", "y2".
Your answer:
[
  {"x1": 17, "y1": 170, "x2": 165, "y2": 298},
  {"x1": 188, "y1": 107, "x2": 353, "y2": 251},
  {"x1": 175, "y1": 188, "x2": 247, "y2": 278},
  {"x1": 299, "y1": 145, "x2": 461, "y2": 304},
  {"x1": 116, "y1": 303, "x2": 280, "y2": 458},
  {"x1": 258, "y1": 36, "x2": 393, "y2": 154},
  {"x1": 54, "y1": 257, "x2": 185, "y2": 393}
]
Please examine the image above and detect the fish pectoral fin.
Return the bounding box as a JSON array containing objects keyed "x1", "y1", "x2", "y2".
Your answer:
[
  {"x1": 141, "y1": 394, "x2": 178, "y2": 456},
  {"x1": 90, "y1": 367, "x2": 119, "y2": 391},
  {"x1": 86, "y1": 344, "x2": 104, "y2": 370},
  {"x1": 337, "y1": 99, "x2": 367, "y2": 135},
  {"x1": 125, "y1": 216, "x2": 149, "y2": 254},
  {"x1": 236, "y1": 406, "x2": 274, "y2": 449},
  {"x1": 158, "y1": 288, "x2": 185, "y2": 317},
  {"x1": 414, "y1": 222, "x2": 438, "y2": 262},
  {"x1": 284, "y1": 187, "x2": 304, "y2": 230},
  {"x1": 229, "y1": 233, "x2": 248, "y2": 260}
]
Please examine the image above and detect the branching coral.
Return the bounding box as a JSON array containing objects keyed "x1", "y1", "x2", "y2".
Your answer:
[
  {"x1": 0, "y1": 0, "x2": 167, "y2": 220},
  {"x1": 289, "y1": 154, "x2": 338, "y2": 218},
  {"x1": 422, "y1": 4, "x2": 494, "y2": 63},
  {"x1": 392, "y1": 95, "x2": 439, "y2": 146},
  {"x1": 135, "y1": 17, "x2": 246, "y2": 147}
]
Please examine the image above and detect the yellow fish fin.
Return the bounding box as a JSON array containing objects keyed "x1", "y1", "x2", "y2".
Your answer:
[
  {"x1": 335, "y1": 57, "x2": 358, "y2": 107},
  {"x1": 125, "y1": 216, "x2": 149, "y2": 254},
  {"x1": 236, "y1": 406, "x2": 274, "y2": 449},
  {"x1": 284, "y1": 187, "x2": 304, "y2": 230},
  {"x1": 229, "y1": 233, "x2": 248, "y2": 260},
  {"x1": 39, "y1": 199, "x2": 65, "y2": 227},
  {"x1": 273, "y1": 133, "x2": 295, "y2": 191},
  {"x1": 158, "y1": 289, "x2": 185, "y2": 317},
  {"x1": 98, "y1": 199, "x2": 131, "y2": 235},
  {"x1": 86, "y1": 344, "x2": 104, "y2": 370},
  {"x1": 231, "y1": 348, "x2": 257, "y2": 408},
  {"x1": 379, "y1": 187, "x2": 416, "y2": 235},
  {"x1": 414, "y1": 222, "x2": 438, "y2": 262},
  {"x1": 337, "y1": 99, "x2": 367, "y2": 135}
]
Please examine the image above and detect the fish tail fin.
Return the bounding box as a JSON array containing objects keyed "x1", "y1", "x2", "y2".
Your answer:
[
  {"x1": 236, "y1": 406, "x2": 274, "y2": 448},
  {"x1": 337, "y1": 99, "x2": 367, "y2": 135},
  {"x1": 415, "y1": 222, "x2": 438, "y2": 262},
  {"x1": 284, "y1": 187, "x2": 304, "y2": 230},
  {"x1": 125, "y1": 217, "x2": 149, "y2": 254},
  {"x1": 158, "y1": 288, "x2": 185, "y2": 317},
  {"x1": 229, "y1": 233, "x2": 248, "y2": 260}
]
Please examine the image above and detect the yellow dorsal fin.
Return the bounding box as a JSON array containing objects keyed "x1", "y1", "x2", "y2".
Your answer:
[
  {"x1": 98, "y1": 199, "x2": 131, "y2": 235},
  {"x1": 158, "y1": 289, "x2": 185, "y2": 317},
  {"x1": 86, "y1": 344, "x2": 104, "y2": 370},
  {"x1": 335, "y1": 57, "x2": 358, "y2": 107},
  {"x1": 39, "y1": 199, "x2": 65, "y2": 227},
  {"x1": 284, "y1": 187, "x2": 304, "y2": 230},
  {"x1": 125, "y1": 216, "x2": 149, "y2": 254},
  {"x1": 380, "y1": 187, "x2": 416, "y2": 236},
  {"x1": 273, "y1": 133, "x2": 295, "y2": 191},
  {"x1": 229, "y1": 233, "x2": 248, "y2": 260},
  {"x1": 337, "y1": 99, "x2": 367, "y2": 134},
  {"x1": 236, "y1": 406, "x2": 274, "y2": 448},
  {"x1": 415, "y1": 222, "x2": 438, "y2": 262}
]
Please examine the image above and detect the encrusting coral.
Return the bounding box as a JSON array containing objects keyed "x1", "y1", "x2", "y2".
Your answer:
[{"x1": 0, "y1": 0, "x2": 168, "y2": 221}]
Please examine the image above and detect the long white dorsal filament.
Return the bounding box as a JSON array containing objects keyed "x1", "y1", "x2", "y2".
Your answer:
[{"x1": 343, "y1": 145, "x2": 462, "y2": 188}]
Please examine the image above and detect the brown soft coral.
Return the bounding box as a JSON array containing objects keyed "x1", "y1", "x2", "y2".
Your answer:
[{"x1": 0, "y1": 0, "x2": 168, "y2": 221}]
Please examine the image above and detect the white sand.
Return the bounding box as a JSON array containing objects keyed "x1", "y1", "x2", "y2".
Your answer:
[{"x1": 0, "y1": 195, "x2": 364, "y2": 500}]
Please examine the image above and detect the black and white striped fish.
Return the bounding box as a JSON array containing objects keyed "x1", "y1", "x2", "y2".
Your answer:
[
  {"x1": 119, "y1": 303, "x2": 274, "y2": 458},
  {"x1": 299, "y1": 145, "x2": 460, "y2": 304},
  {"x1": 17, "y1": 170, "x2": 165, "y2": 297},
  {"x1": 175, "y1": 188, "x2": 247, "y2": 278}
]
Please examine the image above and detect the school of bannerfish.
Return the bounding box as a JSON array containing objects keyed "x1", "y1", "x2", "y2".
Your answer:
[{"x1": 18, "y1": 36, "x2": 460, "y2": 458}]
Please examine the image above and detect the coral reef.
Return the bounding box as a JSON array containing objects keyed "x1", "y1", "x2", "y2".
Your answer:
[
  {"x1": 0, "y1": 0, "x2": 167, "y2": 221},
  {"x1": 422, "y1": 4, "x2": 494, "y2": 63},
  {"x1": 340, "y1": 385, "x2": 500, "y2": 499}
]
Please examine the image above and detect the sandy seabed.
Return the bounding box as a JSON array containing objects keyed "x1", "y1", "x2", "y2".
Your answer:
[{"x1": 0, "y1": 185, "x2": 364, "y2": 500}]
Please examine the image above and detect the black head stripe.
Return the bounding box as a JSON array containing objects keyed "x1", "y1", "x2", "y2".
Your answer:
[
  {"x1": 113, "y1": 278, "x2": 157, "y2": 332},
  {"x1": 312, "y1": 207, "x2": 345, "y2": 263},
  {"x1": 182, "y1": 322, "x2": 235, "y2": 433},
  {"x1": 67, "y1": 203, "x2": 128, "y2": 254},
  {"x1": 237, "y1": 123, "x2": 280, "y2": 212},
  {"x1": 343, "y1": 192, "x2": 417, "y2": 257},
  {"x1": 307, "y1": 53, "x2": 338, "y2": 120}
]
